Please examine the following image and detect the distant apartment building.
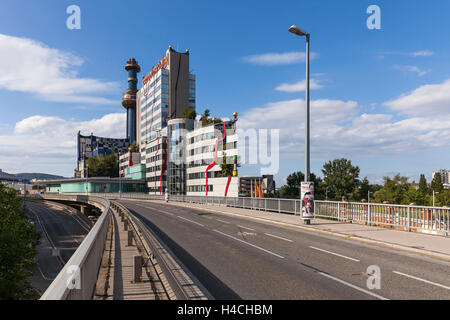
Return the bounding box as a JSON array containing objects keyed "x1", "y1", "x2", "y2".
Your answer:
[
  {"x1": 144, "y1": 129, "x2": 168, "y2": 194},
  {"x1": 136, "y1": 46, "x2": 196, "y2": 194},
  {"x1": 137, "y1": 46, "x2": 195, "y2": 148},
  {"x1": 432, "y1": 169, "x2": 450, "y2": 184},
  {"x1": 119, "y1": 151, "x2": 143, "y2": 180},
  {"x1": 75, "y1": 131, "x2": 130, "y2": 178},
  {"x1": 432, "y1": 169, "x2": 450, "y2": 189},
  {"x1": 239, "y1": 175, "x2": 276, "y2": 196},
  {"x1": 186, "y1": 120, "x2": 239, "y2": 197}
]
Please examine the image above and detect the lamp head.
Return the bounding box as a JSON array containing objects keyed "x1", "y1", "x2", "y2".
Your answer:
[{"x1": 289, "y1": 25, "x2": 307, "y2": 36}]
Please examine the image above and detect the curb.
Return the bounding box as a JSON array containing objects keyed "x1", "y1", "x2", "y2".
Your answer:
[{"x1": 144, "y1": 200, "x2": 450, "y2": 263}]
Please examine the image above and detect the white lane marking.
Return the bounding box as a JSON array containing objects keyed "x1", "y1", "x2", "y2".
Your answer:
[
  {"x1": 318, "y1": 272, "x2": 388, "y2": 300},
  {"x1": 177, "y1": 216, "x2": 204, "y2": 227},
  {"x1": 136, "y1": 204, "x2": 174, "y2": 216},
  {"x1": 264, "y1": 233, "x2": 293, "y2": 242},
  {"x1": 393, "y1": 271, "x2": 450, "y2": 291},
  {"x1": 216, "y1": 219, "x2": 230, "y2": 224},
  {"x1": 237, "y1": 225, "x2": 255, "y2": 231},
  {"x1": 309, "y1": 246, "x2": 360, "y2": 262},
  {"x1": 213, "y1": 229, "x2": 284, "y2": 259}
]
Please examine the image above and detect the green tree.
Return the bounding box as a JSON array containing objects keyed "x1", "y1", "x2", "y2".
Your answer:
[
  {"x1": 405, "y1": 185, "x2": 425, "y2": 205},
  {"x1": 279, "y1": 171, "x2": 325, "y2": 200},
  {"x1": 374, "y1": 174, "x2": 411, "y2": 204},
  {"x1": 128, "y1": 141, "x2": 139, "y2": 152},
  {"x1": 353, "y1": 177, "x2": 371, "y2": 202},
  {"x1": 200, "y1": 109, "x2": 211, "y2": 126},
  {"x1": 0, "y1": 183, "x2": 40, "y2": 299},
  {"x1": 435, "y1": 190, "x2": 450, "y2": 207},
  {"x1": 322, "y1": 158, "x2": 360, "y2": 200},
  {"x1": 431, "y1": 172, "x2": 444, "y2": 193},
  {"x1": 87, "y1": 154, "x2": 119, "y2": 177},
  {"x1": 418, "y1": 174, "x2": 429, "y2": 195},
  {"x1": 182, "y1": 108, "x2": 197, "y2": 120}
]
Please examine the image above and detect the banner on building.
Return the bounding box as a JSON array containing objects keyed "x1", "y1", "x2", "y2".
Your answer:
[{"x1": 300, "y1": 182, "x2": 314, "y2": 219}]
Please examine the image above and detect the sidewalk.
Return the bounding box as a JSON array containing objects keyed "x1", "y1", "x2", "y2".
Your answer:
[
  {"x1": 101, "y1": 209, "x2": 169, "y2": 300},
  {"x1": 151, "y1": 200, "x2": 450, "y2": 262}
]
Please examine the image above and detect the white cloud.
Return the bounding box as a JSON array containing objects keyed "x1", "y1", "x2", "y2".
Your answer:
[
  {"x1": 380, "y1": 50, "x2": 434, "y2": 57},
  {"x1": 384, "y1": 79, "x2": 450, "y2": 116},
  {"x1": 411, "y1": 50, "x2": 434, "y2": 57},
  {"x1": 242, "y1": 51, "x2": 317, "y2": 66},
  {"x1": 0, "y1": 33, "x2": 119, "y2": 104},
  {"x1": 239, "y1": 80, "x2": 450, "y2": 162},
  {"x1": 0, "y1": 113, "x2": 125, "y2": 175},
  {"x1": 393, "y1": 65, "x2": 430, "y2": 77},
  {"x1": 275, "y1": 79, "x2": 323, "y2": 92}
]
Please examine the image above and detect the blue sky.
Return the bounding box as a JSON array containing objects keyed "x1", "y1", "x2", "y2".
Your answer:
[{"x1": 1, "y1": 0, "x2": 450, "y2": 186}]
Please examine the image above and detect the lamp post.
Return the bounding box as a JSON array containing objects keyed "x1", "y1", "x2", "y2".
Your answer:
[
  {"x1": 119, "y1": 151, "x2": 122, "y2": 198},
  {"x1": 433, "y1": 190, "x2": 439, "y2": 207},
  {"x1": 83, "y1": 152, "x2": 88, "y2": 195},
  {"x1": 289, "y1": 25, "x2": 311, "y2": 182},
  {"x1": 289, "y1": 24, "x2": 313, "y2": 225},
  {"x1": 368, "y1": 191, "x2": 373, "y2": 203}
]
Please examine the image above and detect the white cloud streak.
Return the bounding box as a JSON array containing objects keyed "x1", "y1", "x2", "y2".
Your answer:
[
  {"x1": 0, "y1": 113, "x2": 126, "y2": 175},
  {"x1": 393, "y1": 65, "x2": 430, "y2": 77},
  {"x1": 275, "y1": 79, "x2": 323, "y2": 92},
  {"x1": 242, "y1": 51, "x2": 317, "y2": 66},
  {"x1": 0, "y1": 33, "x2": 119, "y2": 104}
]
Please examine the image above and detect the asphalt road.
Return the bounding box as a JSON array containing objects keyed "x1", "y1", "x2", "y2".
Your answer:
[
  {"x1": 119, "y1": 199, "x2": 450, "y2": 300},
  {"x1": 25, "y1": 200, "x2": 90, "y2": 295}
]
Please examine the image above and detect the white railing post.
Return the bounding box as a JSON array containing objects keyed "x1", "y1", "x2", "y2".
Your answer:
[
  {"x1": 367, "y1": 203, "x2": 371, "y2": 226},
  {"x1": 407, "y1": 206, "x2": 411, "y2": 232},
  {"x1": 337, "y1": 202, "x2": 340, "y2": 221}
]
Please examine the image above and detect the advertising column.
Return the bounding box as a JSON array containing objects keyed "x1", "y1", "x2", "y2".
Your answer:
[{"x1": 301, "y1": 182, "x2": 314, "y2": 224}]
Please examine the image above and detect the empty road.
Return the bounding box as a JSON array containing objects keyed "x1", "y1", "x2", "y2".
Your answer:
[
  {"x1": 119, "y1": 199, "x2": 450, "y2": 300},
  {"x1": 25, "y1": 200, "x2": 91, "y2": 295}
]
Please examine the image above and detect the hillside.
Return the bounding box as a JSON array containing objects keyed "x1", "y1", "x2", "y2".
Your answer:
[{"x1": 15, "y1": 173, "x2": 66, "y2": 181}]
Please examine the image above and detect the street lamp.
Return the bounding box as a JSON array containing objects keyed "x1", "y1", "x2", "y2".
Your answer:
[
  {"x1": 368, "y1": 191, "x2": 373, "y2": 203},
  {"x1": 289, "y1": 25, "x2": 310, "y2": 182},
  {"x1": 433, "y1": 190, "x2": 439, "y2": 207},
  {"x1": 83, "y1": 152, "x2": 88, "y2": 195},
  {"x1": 290, "y1": 24, "x2": 313, "y2": 225},
  {"x1": 119, "y1": 151, "x2": 122, "y2": 198}
]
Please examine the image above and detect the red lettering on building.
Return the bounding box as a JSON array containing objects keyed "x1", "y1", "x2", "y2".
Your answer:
[{"x1": 142, "y1": 54, "x2": 169, "y2": 86}]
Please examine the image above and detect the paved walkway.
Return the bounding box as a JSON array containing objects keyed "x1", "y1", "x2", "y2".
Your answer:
[
  {"x1": 149, "y1": 200, "x2": 450, "y2": 261},
  {"x1": 103, "y1": 209, "x2": 168, "y2": 300}
]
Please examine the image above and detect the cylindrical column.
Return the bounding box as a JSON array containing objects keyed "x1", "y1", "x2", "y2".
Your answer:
[{"x1": 305, "y1": 34, "x2": 310, "y2": 182}]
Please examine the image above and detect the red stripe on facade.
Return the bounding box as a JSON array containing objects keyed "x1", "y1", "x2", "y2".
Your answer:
[
  {"x1": 206, "y1": 122, "x2": 226, "y2": 196},
  {"x1": 224, "y1": 176, "x2": 232, "y2": 197}
]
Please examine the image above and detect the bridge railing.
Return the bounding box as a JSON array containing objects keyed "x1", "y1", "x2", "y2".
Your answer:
[
  {"x1": 37, "y1": 195, "x2": 112, "y2": 300},
  {"x1": 42, "y1": 192, "x2": 449, "y2": 237}
]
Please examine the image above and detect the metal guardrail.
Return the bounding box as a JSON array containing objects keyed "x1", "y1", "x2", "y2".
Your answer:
[
  {"x1": 110, "y1": 201, "x2": 196, "y2": 300},
  {"x1": 42, "y1": 193, "x2": 450, "y2": 237},
  {"x1": 314, "y1": 200, "x2": 449, "y2": 236},
  {"x1": 37, "y1": 195, "x2": 112, "y2": 300}
]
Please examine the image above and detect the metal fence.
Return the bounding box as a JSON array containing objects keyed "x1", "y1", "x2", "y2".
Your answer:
[
  {"x1": 41, "y1": 192, "x2": 450, "y2": 237},
  {"x1": 38, "y1": 195, "x2": 112, "y2": 300},
  {"x1": 315, "y1": 200, "x2": 449, "y2": 236}
]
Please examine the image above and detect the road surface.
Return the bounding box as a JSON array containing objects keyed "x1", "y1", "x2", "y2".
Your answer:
[
  {"x1": 119, "y1": 199, "x2": 450, "y2": 300},
  {"x1": 25, "y1": 200, "x2": 90, "y2": 295}
]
